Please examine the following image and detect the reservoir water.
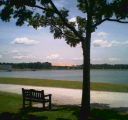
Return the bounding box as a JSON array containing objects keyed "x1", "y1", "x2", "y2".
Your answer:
[{"x1": 0, "y1": 69, "x2": 128, "y2": 84}]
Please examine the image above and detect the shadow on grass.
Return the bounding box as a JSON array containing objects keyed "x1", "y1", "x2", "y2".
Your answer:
[
  {"x1": 90, "y1": 103, "x2": 128, "y2": 120},
  {"x1": 56, "y1": 118, "x2": 71, "y2": 120},
  {"x1": 0, "y1": 106, "x2": 51, "y2": 120},
  {"x1": 0, "y1": 104, "x2": 128, "y2": 120},
  {"x1": 55, "y1": 104, "x2": 128, "y2": 120},
  {"x1": 0, "y1": 111, "x2": 48, "y2": 120}
]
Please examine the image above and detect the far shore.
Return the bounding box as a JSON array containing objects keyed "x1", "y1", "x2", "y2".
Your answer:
[
  {"x1": 0, "y1": 77, "x2": 128, "y2": 93},
  {"x1": 1, "y1": 68, "x2": 128, "y2": 72}
]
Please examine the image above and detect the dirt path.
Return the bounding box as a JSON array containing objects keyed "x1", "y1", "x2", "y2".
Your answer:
[{"x1": 0, "y1": 84, "x2": 128, "y2": 108}]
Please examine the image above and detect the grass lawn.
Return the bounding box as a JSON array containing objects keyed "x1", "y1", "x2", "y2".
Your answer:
[
  {"x1": 0, "y1": 77, "x2": 128, "y2": 92},
  {"x1": 0, "y1": 91, "x2": 128, "y2": 120}
]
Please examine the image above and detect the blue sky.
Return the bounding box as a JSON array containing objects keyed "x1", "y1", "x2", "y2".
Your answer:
[{"x1": 0, "y1": 0, "x2": 128, "y2": 66}]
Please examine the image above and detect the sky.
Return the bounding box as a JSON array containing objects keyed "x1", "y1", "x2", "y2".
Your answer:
[{"x1": 0, "y1": 0, "x2": 128, "y2": 66}]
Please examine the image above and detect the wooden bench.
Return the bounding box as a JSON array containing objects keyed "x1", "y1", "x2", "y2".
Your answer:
[{"x1": 22, "y1": 88, "x2": 52, "y2": 109}]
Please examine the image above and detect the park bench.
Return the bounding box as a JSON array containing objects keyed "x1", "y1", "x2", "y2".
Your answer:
[{"x1": 22, "y1": 88, "x2": 52, "y2": 110}]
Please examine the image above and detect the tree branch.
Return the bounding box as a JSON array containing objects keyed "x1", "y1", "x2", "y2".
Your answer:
[
  {"x1": 92, "y1": 17, "x2": 128, "y2": 29},
  {"x1": 49, "y1": 0, "x2": 85, "y2": 41},
  {"x1": 84, "y1": 0, "x2": 88, "y2": 10},
  {"x1": 107, "y1": 18, "x2": 128, "y2": 23},
  {"x1": 92, "y1": 18, "x2": 108, "y2": 28},
  {"x1": 51, "y1": 24, "x2": 80, "y2": 42},
  {"x1": 34, "y1": 5, "x2": 47, "y2": 11}
]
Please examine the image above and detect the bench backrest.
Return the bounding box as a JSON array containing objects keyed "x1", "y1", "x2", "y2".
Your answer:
[{"x1": 22, "y1": 88, "x2": 44, "y2": 99}]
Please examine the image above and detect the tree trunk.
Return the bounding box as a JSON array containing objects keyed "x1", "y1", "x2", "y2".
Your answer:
[
  {"x1": 80, "y1": 13, "x2": 92, "y2": 120},
  {"x1": 80, "y1": 36, "x2": 91, "y2": 120}
]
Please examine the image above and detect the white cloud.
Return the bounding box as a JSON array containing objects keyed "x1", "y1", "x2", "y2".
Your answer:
[
  {"x1": 111, "y1": 41, "x2": 120, "y2": 46},
  {"x1": 69, "y1": 17, "x2": 79, "y2": 30},
  {"x1": 97, "y1": 32, "x2": 108, "y2": 38},
  {"x1": 111, "y1": 40, "x2": 128, "y2": 47},
  {"x1": 12, "y1": 55, "x2": 36, "y2": 60},
  {"x1": 11, "y1": 50, "x2": 20, "y2": 54},
  {"x1": 93, "y1": 32, "x2": 128, "y2": 48},
  {"x1": 92, "y1": 39, "x2": 112, "y2": 47},
  {"x1": 91, "y1": 58, "x2": 102, "y2": 61},
  {"x1": 93, "y1": 38, "x2": 128, "y2": 48},
  {"x1": 12, "y1": 55, "x2": 26, "y2": 60},
  {"x1": 0, "y1": 55, "x2": 2, "y2": 58},
  {"x1": 72, "y1": 57, "x2": 83, "y2": 60},
  {"x1": 53, "y1": 0, "x2": 68, "y2": 8},
  {"x1": 92, "y1": 32, "x2": 110, "y2": 48},
  {"x1": 92, "y1": 32, "x2": 109, "y2": 40},
  {"x1": 108, "y1": 57, "x2": 120, "y2": 62},
  {"x1": 37, "y1": 26, "x2": 43, "y2": 30},
  {"x1": 69, "y1": 17, "x2": 76, "y2": 22},
  {"x1": 11, "y1": 37, "x2": 39, "y2": 45},
  {"x1": 46, "y1": 54, "x2": 59, "y2": 60}
]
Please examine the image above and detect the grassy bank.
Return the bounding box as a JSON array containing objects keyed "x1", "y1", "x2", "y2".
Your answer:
[
  {"x1": 0, "y1": 91, "x2": 128, "y2": 120},
  {"x1": 0, "y1": 77, "x2": 128, "y2": 92}
]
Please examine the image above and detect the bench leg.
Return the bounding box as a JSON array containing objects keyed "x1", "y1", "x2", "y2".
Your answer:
[
  {"x1": 43, "y1": 102, "x2": 45, "y2": 109},
  {"x1": 49, "y1": 95, "x2": 52, "y2": 109},
  {"x1": 49, "y1": 101, "x2": 51, "y2": 109},
  {"x1": 29, "y1": 100, "x2": 32, "y2": 108},
  {"x1": 23, "y1": 99, "x2": 25, "y2": 109}
]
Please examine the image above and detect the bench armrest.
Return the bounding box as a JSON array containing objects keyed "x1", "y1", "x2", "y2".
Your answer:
[{"x1": 44, "y1": 94, "x2": 52, "y2": 97}]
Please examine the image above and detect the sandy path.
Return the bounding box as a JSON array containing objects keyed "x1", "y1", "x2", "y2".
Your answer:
[{"x1": 0, "y1": 84, "x2": 128, "y2": 108}]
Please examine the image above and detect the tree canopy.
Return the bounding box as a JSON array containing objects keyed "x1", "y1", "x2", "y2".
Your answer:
[
  {"x1": 0, "y1": 0, "x2": 127, "y2": 47},
  {"x1": 0, "y1": 0, "x2": 82, "y2": 46}
]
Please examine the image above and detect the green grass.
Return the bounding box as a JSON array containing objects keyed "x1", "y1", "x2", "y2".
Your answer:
[
  {"x1": 91, "y1": 82, "x2": 128, "y2": 92},
  {"x1": 0, "y1": 91, "x2": 22, "y2": 113},
  {"x1": 0, "y1": 77, "x2": 82, "y2": 89},
  {"x1": 0, "y1": 91, "x2": 128, "y2": 120},
  {"x1": 0, "y1": 77, "x2": 128, "y2": 92}
]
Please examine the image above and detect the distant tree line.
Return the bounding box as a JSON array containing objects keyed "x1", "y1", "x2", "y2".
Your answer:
[
  {"x1": 91, "y1": 64, "x2": 128, "y2": 69},
  {"x1": 76, "y1": 64, "x2": 128, "y2": 69},
  {"x1": 52, "y1": 64, "x2": 128, "y2": 69},
  {"x1": 0, "y1": 62, "x2": 128, "y2": 70},
  {"x1": 0, "y1": 62, "x2": 52, "y2": 69}
]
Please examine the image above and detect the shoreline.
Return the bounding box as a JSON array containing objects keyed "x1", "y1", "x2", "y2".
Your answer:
[{"x1": 1, "y1": 68, "x2": 128, "y2": 71}]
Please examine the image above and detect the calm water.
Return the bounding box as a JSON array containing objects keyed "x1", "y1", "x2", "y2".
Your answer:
[{"x1": 0, "y1": 69, "x2": 128, "y2": 84}]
